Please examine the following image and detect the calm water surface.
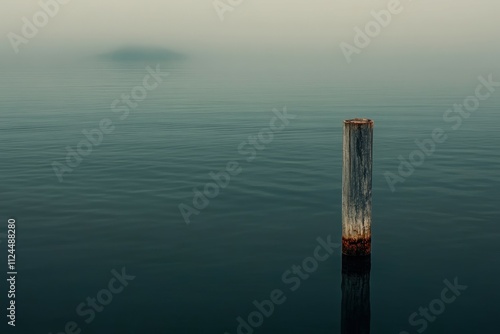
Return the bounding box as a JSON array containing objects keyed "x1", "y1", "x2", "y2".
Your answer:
[{"x1": 0, "y1": 59, "x2": 498, "y2": 333}]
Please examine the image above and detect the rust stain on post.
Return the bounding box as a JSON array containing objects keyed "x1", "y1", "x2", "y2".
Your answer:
[{"x1": 342, "y1": 118, "x2": 373, "y2": 256}]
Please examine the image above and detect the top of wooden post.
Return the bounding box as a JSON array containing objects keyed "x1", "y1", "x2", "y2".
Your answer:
[{"x1": 344, "y1": 118, "x2": 374, "y2": 127}]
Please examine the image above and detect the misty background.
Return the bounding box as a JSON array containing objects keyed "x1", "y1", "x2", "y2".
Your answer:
[{"x1": 1, "y1": 0, "x2": 499, "y2": 73}]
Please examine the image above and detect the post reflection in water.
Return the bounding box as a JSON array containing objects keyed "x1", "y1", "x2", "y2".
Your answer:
[{"x1": 341, "y1": 255, "x2": 371, "y2": 334}]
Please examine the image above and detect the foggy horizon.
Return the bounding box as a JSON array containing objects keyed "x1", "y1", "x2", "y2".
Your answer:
[{"x1": 1, "y1": 0, "x2": 499, "y2": 67}]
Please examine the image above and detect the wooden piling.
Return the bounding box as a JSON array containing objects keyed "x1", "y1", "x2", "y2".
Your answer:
[{"x1": 342, "y1": 118, "x2": 373, "y2": 256}]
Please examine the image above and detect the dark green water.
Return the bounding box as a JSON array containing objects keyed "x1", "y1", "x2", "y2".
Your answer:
[{"x1": 0, "y1": 59, "x2": 499, "y2": 333}]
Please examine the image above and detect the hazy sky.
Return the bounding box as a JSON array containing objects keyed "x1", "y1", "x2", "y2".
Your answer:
[{"x1": 1, "y1": 0, "x2": 500, "y2": 64}]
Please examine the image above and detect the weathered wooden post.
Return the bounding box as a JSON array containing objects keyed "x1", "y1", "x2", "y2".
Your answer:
[{"x1": 342, "y1": 118, "x2": 373, "y2": 256}]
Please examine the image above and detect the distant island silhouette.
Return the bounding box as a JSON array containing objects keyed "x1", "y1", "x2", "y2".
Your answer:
[{"x1": 99, "y1": 46, "x2": 186, "y2": 62}]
